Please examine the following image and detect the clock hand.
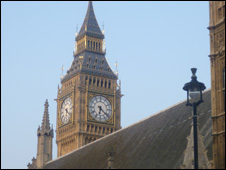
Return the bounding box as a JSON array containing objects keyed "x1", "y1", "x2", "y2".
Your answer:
[
  {"x1": 65, "y1": 108, "x2": 70, "y2": 117},
  {"x1": 98, "y1": 106, "x2": 102, "y2": 114},
  {"x1": 99, "y1": 107, "x2": 109, "y2": 118}
]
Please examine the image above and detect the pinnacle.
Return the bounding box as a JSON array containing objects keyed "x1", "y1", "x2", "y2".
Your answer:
[{"x1": 41, "y1": 99, "x2": 50, "y2": 131}]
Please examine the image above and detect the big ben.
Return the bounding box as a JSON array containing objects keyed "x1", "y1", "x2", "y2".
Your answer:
[{"x1": 55, "y1": 1, "x2": 122, "y2": 157}]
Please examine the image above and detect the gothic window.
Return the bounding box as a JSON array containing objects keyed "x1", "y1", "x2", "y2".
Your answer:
[
  {"x1": 105, "y1": 81, "x2": 107, "y2": 88},
  {"x1": 93, "y1": 77, "x2": 96, "y2": 85},
  {"x1": 218, "y1": 7, "x2": 222, "y2": 19},
  {"x1": 99, "y1": 43, "x2": 100, "y2": 51},
  {"x1": 89, "y1": 78, "x2": 92, "y2": 85},
  {"x1": 91, "y1": 41, "x2": 92, "y2": 50},
  {"x1": 85, "y1": 76, "x2": 88, "y2": 84},
  {"x1": 93, "y1": 42, "x2": 95, "y2": 50},
  {"x1": 88, "y1": 40, "x2": 90, "y2": 49},
  {"x1": 101, "y1": 80, "x2": 103, "y2": 87},
  {"x1": 108, "y1": 81, "x2": 111, "y2": 89},
  {"x1": 97, "y1": 79, "x2": 99, "y2": 86},
  {"x1": 96, "y1": 42, "x2": 98, "y2": 51},
  {"x1": 87, "y1": 125, "x2": 89, "y2": 132}
]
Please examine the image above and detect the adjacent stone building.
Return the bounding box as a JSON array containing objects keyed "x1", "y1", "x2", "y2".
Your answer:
[{"x1": 208, "y1": 1, "x2": 225, "y2": 169}]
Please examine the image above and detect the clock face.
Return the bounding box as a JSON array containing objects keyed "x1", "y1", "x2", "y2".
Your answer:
[
  {"x1": 61, "y1": 97, "x2": 72, "y2": 124},
  {"x1": 89, "y1": 95, "x2": 112, "y2": 122}
]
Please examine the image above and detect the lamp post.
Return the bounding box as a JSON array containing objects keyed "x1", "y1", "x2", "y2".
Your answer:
[{"x1": 183, "y1": 68, "x2": 206, "y2": 169}]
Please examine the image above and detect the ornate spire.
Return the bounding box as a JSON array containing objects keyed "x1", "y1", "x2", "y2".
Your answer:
[
  {"x1": 41, "y1": 99, "x2": 50, "y2": 131},
  {"x1": 76, "y1": 1, "x2": 104, "y2": 40}
]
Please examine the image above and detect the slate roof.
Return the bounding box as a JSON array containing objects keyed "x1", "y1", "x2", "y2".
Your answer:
[
  {"x1": 61, "y1": 51, "x2": 117, "y2": 83},
  {"x1": 76, "y1": 1, "x2": 104, "y2": 41},
  {"x1": 44, "y1": 89, "x2": 212, "y2": 169}
]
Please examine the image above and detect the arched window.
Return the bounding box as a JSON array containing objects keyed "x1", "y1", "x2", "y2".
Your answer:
[
  {"x1": 97, "y1": 79, "x2": 99, "y2": 86},
  {"x1": 105, "y1": 81, "x2": 107, "y2": 88},
  {"x1": 89, "y1": 78, "x2": 92, "y2": 85},
  {"x1": 93, "y1": 77, "x2": 96, "y2": 85},
  {"x1": 108, "y1": 81, "x2": 111, "y2": 89}
]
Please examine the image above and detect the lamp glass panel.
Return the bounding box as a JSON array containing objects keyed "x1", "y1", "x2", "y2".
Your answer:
[{"x1": 189, "y1": 88, "x2": 200, "y2": 100}]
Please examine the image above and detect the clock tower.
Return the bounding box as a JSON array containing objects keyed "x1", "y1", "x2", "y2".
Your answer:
[{"x1": 56, "y1": 1, "x2": 122, "y2": 157}]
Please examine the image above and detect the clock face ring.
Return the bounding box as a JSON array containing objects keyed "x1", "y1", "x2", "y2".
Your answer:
[
  {"x1": 61, "y1": 97, "x2": 72, "y2": 124},
  {"x1": 89, "y1": 95, "x2": 112, "y2": 122}
]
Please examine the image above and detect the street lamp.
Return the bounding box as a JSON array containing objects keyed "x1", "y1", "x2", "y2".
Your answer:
[{"x1": 183, "y1": 68, "x2": 206, "y2": 169}]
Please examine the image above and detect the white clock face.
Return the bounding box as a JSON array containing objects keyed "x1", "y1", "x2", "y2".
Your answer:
[
  {"x1": 61, "y1": 97, "x2": 72, "y2": 124},
  {"x1": 89, "y1": 95, "x2": 112, "y2": 122}
]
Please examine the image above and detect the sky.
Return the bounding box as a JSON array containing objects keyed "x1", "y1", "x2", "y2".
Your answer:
[{"x1": 1, "y1": 1, "x2": 210, "y2": 169}]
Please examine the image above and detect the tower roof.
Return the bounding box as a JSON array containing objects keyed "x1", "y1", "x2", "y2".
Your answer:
[
  {"x1": 76, "y1": 1, "x2": 104, "y2": 41},
  {"x1": 41, "y1": 99, "x2": 50, "y2": 131}
]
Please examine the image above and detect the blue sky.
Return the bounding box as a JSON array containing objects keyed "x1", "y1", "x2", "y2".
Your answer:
[{"x1": 2, "y1": 1, "x2": 210, "y2": 169}]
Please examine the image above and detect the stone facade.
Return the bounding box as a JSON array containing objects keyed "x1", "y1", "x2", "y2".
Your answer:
[{"x1": 208, "y1": 1, "x2": 225, "y2": 169}]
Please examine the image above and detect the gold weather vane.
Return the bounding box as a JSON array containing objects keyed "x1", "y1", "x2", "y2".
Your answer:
[
  {"x1": 61, "y1": 65, "x2": 64, "y2": 75},
  {"x1": 60, "y1": 65, "x2": 65, "y2": 81},
  {"x1": 115, "y1": 61, "x2": 118, "y2": 77},
  {"x1": 74, "y1": 24, "x2": 78, "y2": 56},
  {"x1": 75, "y1": 24, "x2": 78, "y2": 37},
  {"x1": 102, "y1": 22, "x2": 105, "y2": 35}
]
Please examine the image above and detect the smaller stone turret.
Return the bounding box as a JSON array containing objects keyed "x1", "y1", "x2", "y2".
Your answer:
[
  {"x1": 181, "y1": 125, "x2": 211, "y2": 169},
  {"x1": 28, "y1": 99, "x2": 54, "y2": 169}
]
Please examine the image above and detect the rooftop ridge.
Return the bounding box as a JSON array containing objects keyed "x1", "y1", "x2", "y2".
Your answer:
[{"x1": 46, "y1": 88, "x2": 211, "y2": 165}]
